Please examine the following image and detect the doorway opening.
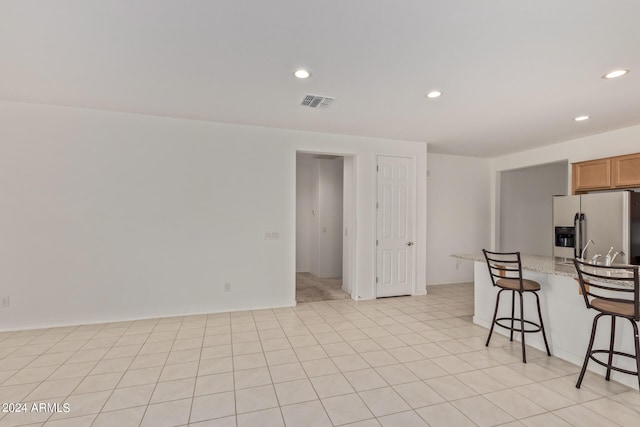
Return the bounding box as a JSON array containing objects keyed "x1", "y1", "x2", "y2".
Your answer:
[
  {"x1": 497, "y1": 161, "x2": 567, "y2": 255},
  {"x1": 295, "y1": 152, "x2": 355, "y2": 302}
]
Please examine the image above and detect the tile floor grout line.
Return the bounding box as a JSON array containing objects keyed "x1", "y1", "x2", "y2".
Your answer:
[
  {"x1": 185, "y1": 316, "x2": 206, "y2": 427},
  {"x1": 18, "y1": 324, "x2": 107, "y2": 426},
  {"x1": 0, "y1": 325, "x2": 80, "y2": 425},
  {"x1": 88, "y1": 317, "x2": 162, "y2": 427},
  {"x1": 101, "y1": 316, "x2": 178, "y2": 427},
  {"x1": 281, "y1": 300, "x2": 334, "y2": 426},
  {"x1": 229, "y1": 313, "x2": 238, "y2": 427},
  {"x1": 252, "y1": 308, "x2": 287, "y2": 427}
]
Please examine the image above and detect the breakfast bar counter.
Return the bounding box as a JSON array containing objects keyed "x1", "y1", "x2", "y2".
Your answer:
[
  {"x1": 452, "y1": 253, "x2": 639, "y2": 390},
  {"x1": 453, "y1": 253, "x2": 579, "y2": 277}
]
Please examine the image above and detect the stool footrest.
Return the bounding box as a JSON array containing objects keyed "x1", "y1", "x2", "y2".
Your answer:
[
  {"x1": 589, "y1": 350, "x2": 640, "y2": 377},
  {"x1": 495, "y1": 317, "x2": 543, "y2": 334}
]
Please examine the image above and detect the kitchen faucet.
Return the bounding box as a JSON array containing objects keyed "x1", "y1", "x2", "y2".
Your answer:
[
  {"x1": 580, "y1": 239, "x2": 595, "y2": 260},
  {"x1": 604, "y1": 247, "x2": 614, "y2": 266},
  {"x1": 610, "y1": 251, "x2": 625, "y2": 264},
  {"x1": 591, "y1": 254, "x2": 602, "y2": 265}
]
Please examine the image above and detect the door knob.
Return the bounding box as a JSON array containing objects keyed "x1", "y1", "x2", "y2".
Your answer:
[{"x1": 406, "y1": 241, "x2": 414, "y2": 246}]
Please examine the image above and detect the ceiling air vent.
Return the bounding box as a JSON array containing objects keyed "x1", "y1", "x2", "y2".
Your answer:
[{"x1": 301, "y1": 94, "x2": 334, "y2": 109}]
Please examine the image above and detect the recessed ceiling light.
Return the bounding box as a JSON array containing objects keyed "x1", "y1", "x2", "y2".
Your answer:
[
  {"x1": 426, "y1": 91, "x2": 442, "y2": 99},
  {"x1": 603, "y1": 69, "x2": 629, "y2": 79},
  {"x1": 574, "y1": 115, "x2": 590, "y2": 122},
  {"x1": 294, "y1": 69, "x2": 311, "y2": 79}
]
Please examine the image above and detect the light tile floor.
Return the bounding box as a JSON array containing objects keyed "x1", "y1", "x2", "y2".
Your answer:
[{"x1": 1, "y1": 283, "x2": 639, "y2": 427}]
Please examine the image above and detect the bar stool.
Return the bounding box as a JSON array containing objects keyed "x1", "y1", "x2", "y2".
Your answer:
[
  {"x1": 573, "y1": 258, "x2": 640, "y2": 390},
  {"x1": 483, "y1": 249, "x2": 551, "y2": 363}
]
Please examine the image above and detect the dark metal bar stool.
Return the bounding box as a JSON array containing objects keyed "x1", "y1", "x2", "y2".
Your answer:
[
  {"x1": 573, "y1": 258, "x2": 640, "y2": 390},
  {"x1": 483, "y1": 249, "x2": 551, "y2": 363}
]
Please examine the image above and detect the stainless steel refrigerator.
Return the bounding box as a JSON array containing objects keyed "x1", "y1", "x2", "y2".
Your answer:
[{"x1": 552, "y1": 191, "x2": 640, "y2": 264}]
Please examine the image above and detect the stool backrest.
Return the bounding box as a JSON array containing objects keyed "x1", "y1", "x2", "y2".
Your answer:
[
  {"x1": 482, "y1": 249, "x2": 524, "y2": 289},
  {"x1": 573, "y1": 258, "x2": 640, "y2": 321}
]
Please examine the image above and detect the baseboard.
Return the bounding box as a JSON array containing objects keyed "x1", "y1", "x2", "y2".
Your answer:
[
  {"x1": 0, "y1": 300, "x2": 299, "y2": 333},
  {"x1": 427, "y1": 281, "x2": 474, "y2": 286}
]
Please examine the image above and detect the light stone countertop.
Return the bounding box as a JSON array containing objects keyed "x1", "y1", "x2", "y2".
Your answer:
[{"x1": 451, "y1": 253, "x2": 578, "y2": 278}]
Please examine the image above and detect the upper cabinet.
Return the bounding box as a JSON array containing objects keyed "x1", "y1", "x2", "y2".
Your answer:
[
  {"x1": 612, "y1": 153, "x2": 640, "y2": 188},
  {"x1": 572, "y1": 158, "x2": 611, "y2": 193},
  {"x1": 573, "y1": 152, "x2": 640, "y2": 194}
]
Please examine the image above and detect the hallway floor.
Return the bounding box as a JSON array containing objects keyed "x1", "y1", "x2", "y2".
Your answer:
[
  {"x1": 1, "y1": 283, "x2": 639, "y2": 426},
  {"x1": 295, "y1": 273, "x2": 351, "y2": 303}
]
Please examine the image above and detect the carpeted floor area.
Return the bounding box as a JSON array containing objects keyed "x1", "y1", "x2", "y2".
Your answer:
[{"x1": 296, "y1": 273, "x2": 351, "y2": 303}]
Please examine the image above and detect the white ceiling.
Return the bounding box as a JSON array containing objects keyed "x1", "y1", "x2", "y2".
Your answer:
[{"x1": 2, "y1": 1, "x2": 640, "y2": 157}]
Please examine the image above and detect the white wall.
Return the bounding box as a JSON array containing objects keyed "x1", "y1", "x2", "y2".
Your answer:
[
  {"x1": 0, "y1": 101, "x2": 427, "y2": 331},
  {"x1": 314, "y1": 158, "x2": 343, "y2": 278},
  {"x1": 426, "y1": 153, "x2": 492, "y2": 285},
  {"x1": 309, "y1": 159, "x2": 321, "y2": 276},
  {"x1": 499, "y1": 161, "x2": 567, "y2": 255},
  {"x1": 491, "y1": 124, "x2": 640, "y2": 249},
  {"x1": 342, "y1": 156, "x2": 355, "y2": 294},
  {"x1": 295, "y1": 155, "x2": 313, "y2": 272}
]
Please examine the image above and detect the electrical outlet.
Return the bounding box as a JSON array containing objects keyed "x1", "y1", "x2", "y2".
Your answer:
[
  {"x1": 1, "y1": 296, "x2": 9, "y2": 308},
  {"x1": 224, "y1": 282, "x2": 232, "y2": 292}
]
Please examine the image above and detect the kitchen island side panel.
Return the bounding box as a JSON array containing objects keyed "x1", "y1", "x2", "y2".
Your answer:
[{"x1": 472, "y1": 260, "x2": 639, "y2": 390}]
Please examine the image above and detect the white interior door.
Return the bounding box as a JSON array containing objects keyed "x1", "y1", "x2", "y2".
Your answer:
[{"x1": 376, "y1": 156, "x2": 414, "y2": 297}]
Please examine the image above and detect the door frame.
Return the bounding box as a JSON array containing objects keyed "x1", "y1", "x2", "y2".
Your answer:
[
  {"x1": 294, "y1": 150, "x2": 358, "y2": 301},
  {"x1": 374, "y1": 154, "x2": 418, "y2": 298}
]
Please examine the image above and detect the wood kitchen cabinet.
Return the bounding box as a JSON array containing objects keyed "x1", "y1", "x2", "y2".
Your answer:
[
  {"x1": 572, "y1": 158, "x2": 611, "y2": 193},
  {"x1": 572, "y1": 152, "x2": 640, "y2": 194},
  {"x1": 612, "y1": 152, "x2": 640, "y2": 188}
]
